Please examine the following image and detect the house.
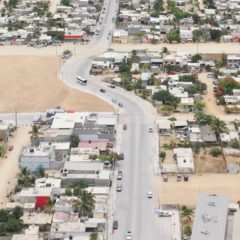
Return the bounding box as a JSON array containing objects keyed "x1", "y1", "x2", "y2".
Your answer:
[
  {"x1": 141, "y1": 72, "x2": 152, "y2": 88},
  {"x1": 21, "y1": 212, "x2": 53, "y2": 226},
  {"x1": 180, "y1": 97, "x2": 194, "y2": 112},
  {"x1": 191, "y1": 194, "x2": 229, "y2": 240},
  {"x1": 200, "y1": 125, "x2": 217, "y2": 143},
  {"x1": 158, "y1": 120, "x2": 171, "y2": 135},
  {"x1": 78, "y1": 141, "x2": 108, "y2": 152},
  {"x1": 180, "y1": 29, "x2": 192, "y2": 42},
  {"x1": 227, "y1": 54, "x2": 240, "y2": 67},
  {"x1": 173, "y1": 148, "x2": 195, "y2": 173},
  {"x1": 188, "y1": 125, "x2": 203, "y2": 143},
  {"x1": 61, "y1": 161, "x2": 111, "y2": 187},
  {"x1": 50, "y1": 222, "x2": 86, "y2": 239},
  {"x1": 18, "y1": 187, "x2": 53, "y2": 208},
  {"x1": 112, "y1": 29, "x2": 128, "y2": 43},
  {"x1": 19, "y1": 145, "x2": 55, "y2": 172},
  {"x1": 35, "y1": 177, "x2": 61, "y2": 196}
]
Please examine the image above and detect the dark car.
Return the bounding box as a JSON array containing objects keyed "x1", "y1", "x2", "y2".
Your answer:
[
  {"x1": 113, "y1": 220, "x2": 118, "y2": 230},
  {"x1": 100, "y1": 89, "x2": 106, "y2": 93}
]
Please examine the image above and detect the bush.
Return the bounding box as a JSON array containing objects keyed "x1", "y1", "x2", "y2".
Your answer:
[
  {"x1": 230, "y1": 139, "x2": 240, "y2": 149},
  {"x1": 210, "y1": 148, "x2": 222, "y2": 157},
  {"x1": 159, "y1": 151, "x2": 166, "y2": 160}
]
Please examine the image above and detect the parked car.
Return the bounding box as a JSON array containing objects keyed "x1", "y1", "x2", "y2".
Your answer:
[
  {"x1": 126, "y1": 231, "x2": 132, "y2": 240},
  {"x1": 113, "y1": 220, "x2": 118, "y2": 230},
  {"x1": 112, "y1": 98, "x2": 117, "y2": 103},
  {"x1": 123, "y1": 124, "x2": 127, "y2": 130},
  {"x1": 109, "y1": 84, "x2": 116, "y2": 88},
  {"x1": 100, "y1": 88, "x2": 106, "y2": 93},
  {"x1": 118, "y1": 103, "x2": 123, "y2": 107},
  {"x1": 8, "y1": 145, "x2": 13, "y2": 151},
  {"x1": 117, "y1": 170, "x2": 122, "y2": 180},
  {"x1": 116, "y1": 184, "x2": 122, "y2": 192}
]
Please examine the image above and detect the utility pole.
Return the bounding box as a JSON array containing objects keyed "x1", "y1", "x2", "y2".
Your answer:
[{"x1": 15, "y1": 107, "x2": 17, "y2": 128}]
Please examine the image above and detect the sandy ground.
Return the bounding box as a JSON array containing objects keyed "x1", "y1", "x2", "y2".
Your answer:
[
  {"x1": 1, "y1": 42, "x2": 240, "y2": 57},
  {"x1": 155, "y1": 173, "x2": 240, "y2": 206},
  {"x1": 0, "y1": 126, "x2": 30, "y2": 206},
  {"x1": 0, "y1": 56, "x2": 113, "y2": 113},
  {"x1": 199, "y1": 73, "x2": 226, "y2": 116}
]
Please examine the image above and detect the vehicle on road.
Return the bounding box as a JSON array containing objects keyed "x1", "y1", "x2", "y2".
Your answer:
[
  {"x1": 117, "y1": 170, "x2": 122, "y2": 180},
  {"x1": 113, "y1": 220, "x2": 118, "y2": 230},
  {"x1": 123, "y1": 124, "x2": 127, "y2": 130},
  {"x1": 76, "y1": 76, "x2": 87, "y2": 85},
  {"x1": 148, "y1": 127, "x2": 153, "y2": 133},
  {"x1": 116, "y1": 184, "x2": 122, "y2": 192},
  {"x1": 126, "y1": 231, "x2": 132, "y2": 240},
  {"x1": 118, "y1": 103, "x2": 123, "y2": 107},
  {"x1": 147, "y1": 191, "x2": 153, "y2": 198},
  {"x1": 100, "y1": 88, "x2": 106, "y2": 93},
  {"x1": 112, "y1": 98, "x2": 117, "y2": 103},
  {"x1": 109, "y1": 84, "x2": 116, "y2": 88}
]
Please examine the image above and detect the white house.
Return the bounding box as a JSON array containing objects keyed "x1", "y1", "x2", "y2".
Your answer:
[
  {"x1": 180, "y1": 29, "x2": 192, "y2": 42},
  {"x1": 173, "y1": 148, "x2": 195, "y2": 173}
]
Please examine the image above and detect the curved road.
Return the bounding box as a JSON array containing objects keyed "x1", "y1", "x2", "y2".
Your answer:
[{"x1": 59, "y1": 0, "x2": 172, "y2": 239}]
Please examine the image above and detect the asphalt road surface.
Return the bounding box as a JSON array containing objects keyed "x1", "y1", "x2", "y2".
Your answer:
[{"x1": 61, "y1": 0, "x2": 172, "y2": 239}]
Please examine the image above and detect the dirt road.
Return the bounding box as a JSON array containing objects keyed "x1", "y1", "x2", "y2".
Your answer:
[
  {"x1": 155, "y1": 174, "x2": 240, "y2": 206},
  {"x1": 0, "y1": 56, "x2": 113, "y2": 113},
  {"x1": 0, "y1": 126, "x2": 30, "y2": 206}
]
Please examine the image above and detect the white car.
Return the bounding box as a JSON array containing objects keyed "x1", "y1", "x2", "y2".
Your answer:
[
  {"x1": 112, "y1": 98, "x2": 117, "y2": 103},
  {"x1": 147, "y1": 191, "x2": 153, "y2": 198},
  {"x1": 126, "y1": 231, "x2": 132, "y2": 240}
]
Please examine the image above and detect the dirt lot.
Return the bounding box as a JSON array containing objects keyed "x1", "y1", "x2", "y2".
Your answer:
[
  {"x1": 194, "y1": 148, "x2": 227, "y2": 173},
  {"x1": 0, "y1": 126, "x2": 30, "y2": 206},
  {"x1": 0, "y1": 56, "x2": 113, "y2": 113},
  {"x1": 155, "y1": 173, "x2": 240, "y2": 206}
]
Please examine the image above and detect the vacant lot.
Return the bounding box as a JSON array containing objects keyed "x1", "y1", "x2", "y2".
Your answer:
[
  {"x1": 194, "y1": 148, "x2": 227, "y2": 173},
  {"x1": 0, "y1": 56, "x2": 113, "y2": 113},
  {"x1": 155, "y1": 173, "x2": 240, "y2": 206}
]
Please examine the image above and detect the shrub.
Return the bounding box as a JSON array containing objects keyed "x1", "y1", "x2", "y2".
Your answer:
[
  {"x1": 159, "y1": 151, "x2": 166, "y2": 160},
  {"x1": 210, "y1": 148, "x2": 222, "y2": 157},
  {"x1": 230, "y1": 139, "x2": 240, "y2": 149}
]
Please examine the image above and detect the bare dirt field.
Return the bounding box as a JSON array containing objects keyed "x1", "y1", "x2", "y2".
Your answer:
[
  {"x1": 0, "y1": 56, "x2": 113, "y2": 113},
  {"x1": 194, "y1": 148, "x2": 227, "y2": 173},
  {"x1": 155, "y1": 173, "x2": 240, "y2": 206}
]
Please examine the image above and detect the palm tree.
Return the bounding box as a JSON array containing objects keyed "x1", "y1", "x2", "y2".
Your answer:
[
  {"x1": 161, "y1": 47, "x2": 169, "y2": 55},
  {"x1": 181, "y1": 205, "x2": 193, "y2": 223},
  {"x1": 210, "y1": 117, "x2": 228, "y2": 139},
  {"x1": 44, "y1": 199, "x2": 55, "y2": 214},
  {"x1": 89, "y1": 232, "x2": 99, "y2": 240},
  {"x1": 73, "y1": 190, "x2": 95, "y2": 217},
  {"x1": 29, "y1": 124, "x2": 42, "y2": 145}
]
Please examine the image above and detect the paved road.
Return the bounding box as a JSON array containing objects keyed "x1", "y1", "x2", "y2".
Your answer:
[{"x1": 60, "y1": 0, "x2": 172, "y2": 239}]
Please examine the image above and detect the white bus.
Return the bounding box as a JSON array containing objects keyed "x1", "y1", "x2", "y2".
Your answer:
[{"x1": 76, "y1": 76, "x2": 87, "y2": 85}]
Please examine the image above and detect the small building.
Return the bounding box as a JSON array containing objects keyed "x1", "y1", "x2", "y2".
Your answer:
[
  {"x1": 180, "y1": 97, "x2": 194, "y2": 112},
  {"x1": 173, "y1": 148, "x2": 195, "y2": 173},
  {"x1": 141, "y1": 72, "x2": 152, "y2": 88},
  {"x1": 200, "y1": 125, "x2": 217, "y2": 143},
  {"x1": 112, "y1": 29, "x2": 128, "y2": 43},
  {"x1": 18, "y1": 187, "x2": 53, "y2": 208},
  {"x1": 158, "y1": 120, "x2": 171, "y2": 135},
  {"x1": 191, "y1": 194, "x2": 229, "y2": 240}
]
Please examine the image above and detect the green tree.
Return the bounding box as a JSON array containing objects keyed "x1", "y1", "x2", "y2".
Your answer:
[
  {"x1": 70, "y1": 134, "x2": 80, "y2": 148},
  {"x1": 167, "y1": 29, "x2": 180, "y2": 43},
  {"x1": 194, "y1": 112, "x2": 213, "y2": 125},
  {"x1": 161, "y1": 47, "x2": 169, "y2": 54},
  {"x1": 12, "y1": 206, "x2": 23, "y2": 219},
  {"x1": 29, "y1": 124, "x2": 42, "y2": 145},
  {"x1": 191, "y1": 54, "x2": 202, "y2": 63},
  {"x1": 0, "y1": 142, "x2": 6, "y2": 157},
  {"x1": 90, "y1": 232, "x2": 99, "y2": 240},
  {"x1": 73, "y1": 190, "x2": 95, "y2": 217},
  {"x1": 36, "y1": 165, "x2": 45, "y2": 177},
  {"x1": 210, "y1": 148, "x2": 222, "y2": 157},
  {"x1": 230, "y1": 139, "x2": 240, "y2": 149},
  {"x1": 194, "y1": 101, "x2": 205, "y2": 111},
  {"x1": 181, "y1": 205, "x2": 193, "y2": 222},
  {"x1": 211, "y1": 117, "x2": 228, "y2": 138},
  {"x1": 210, "y1": 29, "x2": 221, "y2": 42}
]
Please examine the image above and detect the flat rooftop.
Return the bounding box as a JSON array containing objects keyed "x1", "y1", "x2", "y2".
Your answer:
[{"x1": 191, "y1": 194, "x2": 229, "y2": 240}]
